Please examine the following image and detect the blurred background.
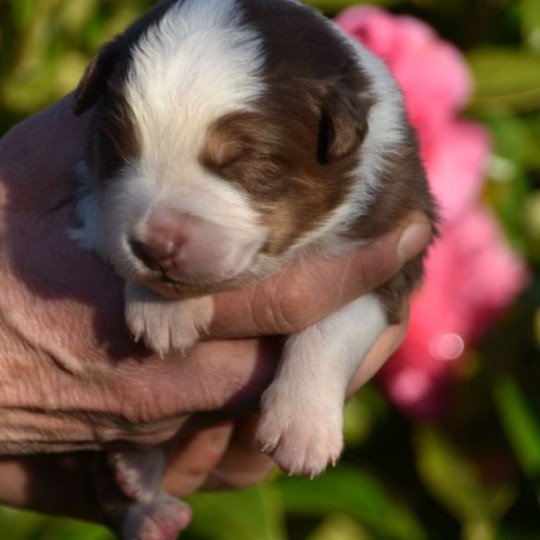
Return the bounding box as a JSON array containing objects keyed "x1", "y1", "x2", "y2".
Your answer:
[{"x1": 0, "y1": 0, "x2": 539, "y2": 538}]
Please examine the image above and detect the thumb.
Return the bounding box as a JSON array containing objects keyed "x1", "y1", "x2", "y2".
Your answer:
[{"x1": 210, "y1": 212, "x2": 433, "y2": 338}]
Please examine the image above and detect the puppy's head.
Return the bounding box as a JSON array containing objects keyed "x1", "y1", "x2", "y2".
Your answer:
[{"x1": 74, "y1": 0, "x2": 374, "y2": 296}]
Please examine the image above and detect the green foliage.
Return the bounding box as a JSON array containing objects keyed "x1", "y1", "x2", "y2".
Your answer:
[
  {"x1": 185, "y1": 483, "x2": 286, "y2": 540},
  {"x1": 493, "y1": 376, "x2": 540, "y2": 499},
  {"x1": 0, "y1": 0, "x2": 539, "y2": 539},
  {"x1": 415, "y1": 427, "x2": 517, "y2": 540},
  {"x1": 278, "y1": 467, "x2": 426, "y2": 539},
  {"x1": 0, "y1": 507, "x2": 113, "y2": 540},
  {"x1": 468, "y1": 47, "x2": 540, "y2": 113}
]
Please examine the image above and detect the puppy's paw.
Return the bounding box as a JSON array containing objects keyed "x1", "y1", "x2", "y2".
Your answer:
[
  {"x1": 256, "y1": 384, "x2": 344, "y2": 479},
  {"x1": 125, "y1": 284, "x2": 213, "y2": 357},
  {"x1": 122, "y1": 494, "x2": 191, "y2": 540}
]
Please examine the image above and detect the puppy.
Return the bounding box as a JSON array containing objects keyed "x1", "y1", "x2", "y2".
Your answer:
[{"x1": 70, "y1": 0, "x2": 437, "y2": 538}]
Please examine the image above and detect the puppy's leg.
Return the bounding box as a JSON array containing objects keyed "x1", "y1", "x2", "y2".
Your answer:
[
  {"x1": 256, "y1": 293, "x2": 388, "y2": 478},
  {"x1": 121, "y1": 493, "x2": 191, "y2": 540},
  {"x1": 124, "y1": 283, "x2": 214, "y2": 357},
  {"x1": 108, "y1": 449, "x2": 166, "y2": 502},
  {"x1": 108, "y1": 449, "x2": 191, "y2": 540}
]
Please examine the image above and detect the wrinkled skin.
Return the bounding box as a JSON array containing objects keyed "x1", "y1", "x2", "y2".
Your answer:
[{"x1": 0, "y1": 96, "x2": 432, "y2": 523}]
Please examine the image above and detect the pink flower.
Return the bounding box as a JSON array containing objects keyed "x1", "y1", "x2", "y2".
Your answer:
[
  {"x1": 384, "y1": 207, "x2": 528, "y2": 419},
  {"x1": 421, "y1": 119, "x2": 490, "y2": 222},
  {"x1": 337, "y1": 6, "x2": 471, "y2": 125},
  {"x1": 336, "y1": 7, "x2": 529, "y2": 419},
  {"x1": 337, "y1": 6, "x2": 489, "y2": 223}
]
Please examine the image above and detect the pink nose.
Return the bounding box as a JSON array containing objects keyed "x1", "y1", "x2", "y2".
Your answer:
[
  {"x1": 131, "y1": 207, "x2": 242, "y2": 282},
  {"x1": 131, "y1": 209, "x2": 196, "y2": 272},
  {"x1": 130, "y1": 237, "x2": 179, "y2": 271}
]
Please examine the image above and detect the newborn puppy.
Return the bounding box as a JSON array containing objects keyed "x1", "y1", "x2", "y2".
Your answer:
[{"x1": 71, "y1": 0, "x2": 437, "y2": 537}]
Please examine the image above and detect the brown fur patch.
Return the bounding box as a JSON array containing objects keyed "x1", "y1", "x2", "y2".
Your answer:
[
  {"x1": 200, "y1": 0, "x2": 375, "y2": 254},
  {"x1": 84, "y1": 89, "x2": 139, "y2": 185},
  {"x1": 200, "y1": 100, "x2": 361, "y2": 255}
]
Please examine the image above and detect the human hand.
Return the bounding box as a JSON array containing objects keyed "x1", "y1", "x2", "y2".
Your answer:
[{"x1": 0, "y1": 96, "x2": 432, "y2": 518}]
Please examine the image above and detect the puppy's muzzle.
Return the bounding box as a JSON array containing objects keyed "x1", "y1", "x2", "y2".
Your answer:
[{"x1": 129, "y1": 207, "x2": 264, "y2": 283}]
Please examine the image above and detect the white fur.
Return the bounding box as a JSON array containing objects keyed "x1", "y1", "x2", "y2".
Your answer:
[
  {"x1": 256, "y1": 293, "x2": 388, "y2": 477},
  {"x1": 97, "y1": 163, "x2": 267, "y2": 285},
  {"x1": 125, "y1": 0, "x2": 265, "y2": 171},
  {"x1": 124, "y1": 283, "x2": 213, "y2": 357}
]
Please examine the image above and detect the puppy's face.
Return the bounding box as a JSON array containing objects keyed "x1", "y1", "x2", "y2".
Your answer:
[{"x1": 73, "y1": 0, "x2": 371, "y2": 297}]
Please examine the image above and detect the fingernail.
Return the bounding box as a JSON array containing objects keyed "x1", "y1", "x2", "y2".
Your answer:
[{"x1": 397, "y1": 221, "x2": 433, "y2": 265}]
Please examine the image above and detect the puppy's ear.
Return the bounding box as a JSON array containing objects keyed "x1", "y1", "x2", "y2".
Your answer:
[
  {"x1": 317, "y1": 83, "x2": 371, "y2": 164},
  {"x1": 72, "y1": 1, "x2": 177, "y2": 116},
  {"x1": 72, "y1": 41, "x2": 122, "y2": 116}
]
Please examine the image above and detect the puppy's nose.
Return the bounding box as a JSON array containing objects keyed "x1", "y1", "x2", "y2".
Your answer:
[
  {"x1": 129, "y1": 238, "x2": 178, "y2": 271},
  {"x1": 131, "y1": 208, "x2": 238, "y2": 280},
  {"x1": 129, "y1": 206, "x2": 263, "y2": 283},
  {"x1": 130, "y1": 209, "x2": 192, "y2": 272}
]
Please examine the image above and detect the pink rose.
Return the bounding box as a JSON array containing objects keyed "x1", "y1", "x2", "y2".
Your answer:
[{"x1": 336, "y1": 6, "x2": 529, "y2": 419}]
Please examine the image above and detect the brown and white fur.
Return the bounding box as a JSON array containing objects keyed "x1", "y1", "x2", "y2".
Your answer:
[{"x1": 70, "y1": 0, "x2": 437, "y2": 538}]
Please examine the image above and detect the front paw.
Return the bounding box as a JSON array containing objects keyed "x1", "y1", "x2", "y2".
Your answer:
[
  {"x1": 124, "y1": 284, "x2": 213, "y2": 357},
  {"x1": 256, "y1": 383, "x2": 344, "y2": 479}
]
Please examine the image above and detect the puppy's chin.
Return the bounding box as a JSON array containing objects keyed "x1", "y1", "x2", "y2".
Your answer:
[
  {"x1": 126, "y1": 268, "x2": 252, "y2": 299},
  {"x1": 142, "y1": 279, "x2": 209, "y2": 299},
  {"x1": 124, "y1": 252, "x2": 285, "y2": 298}
]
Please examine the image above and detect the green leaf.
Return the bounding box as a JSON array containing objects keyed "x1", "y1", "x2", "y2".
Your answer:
[
  {"x1": 279, "y1": 466, "x2": 425, "y2": 540},
  {"x1": 0, "y1": 509, "x2": 113, "y2": 540},
  {"x1": 310, "y1": 514, "x2": 371, "y2": 540},
  {"x1": 343, "y1": 385, "x2": 388, "y2": 447},
  {"x1": 493, "y1": 376, "x2": 540, "y2": 492},
  {"x1": 467, "y1": 47, "x2": 540, "y2": 112},
  {"x1": 0, "y1": 507, "x2": 48, "y2": 540},
  {"x1": 414, "y1": 427, "x2": 516, "y2": 539},
  {"x1": 521, "y1": 0, "x2": 540, "y2": 54},
  {"x1": 524, "y1": 194, "x2": 540, "y2": 261},
  {"x1": 484, "y1": 114, "x2": 540, "y2": 168},
  {"x1": 186, "y1": 483, "x2": 286, "y2": 540},
  {"x1": 40, "y1": 518, "x2": 114, "y2": 540}
]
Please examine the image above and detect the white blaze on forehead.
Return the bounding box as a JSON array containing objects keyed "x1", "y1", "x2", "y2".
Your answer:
[
  {"x1": 109, "y1": 0, "x2": 267, "y2": 258},
  {"x1": 125, "y1": 0, "x2": 265, "y2": 163}
]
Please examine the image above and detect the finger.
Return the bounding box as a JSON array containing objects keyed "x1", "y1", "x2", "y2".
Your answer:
[
  {"x1": 0, "y1": 94, "x2": 87, "y2": 206},
  {"x1": 162, "y1": 422, "x2": 234, "y2": 497},
  {"x1": 211, "y1": 214, "x2": 432, "y2": 338},
  {"x1": 202, "y1": 413, "x2": 274, "y2": 491}
]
